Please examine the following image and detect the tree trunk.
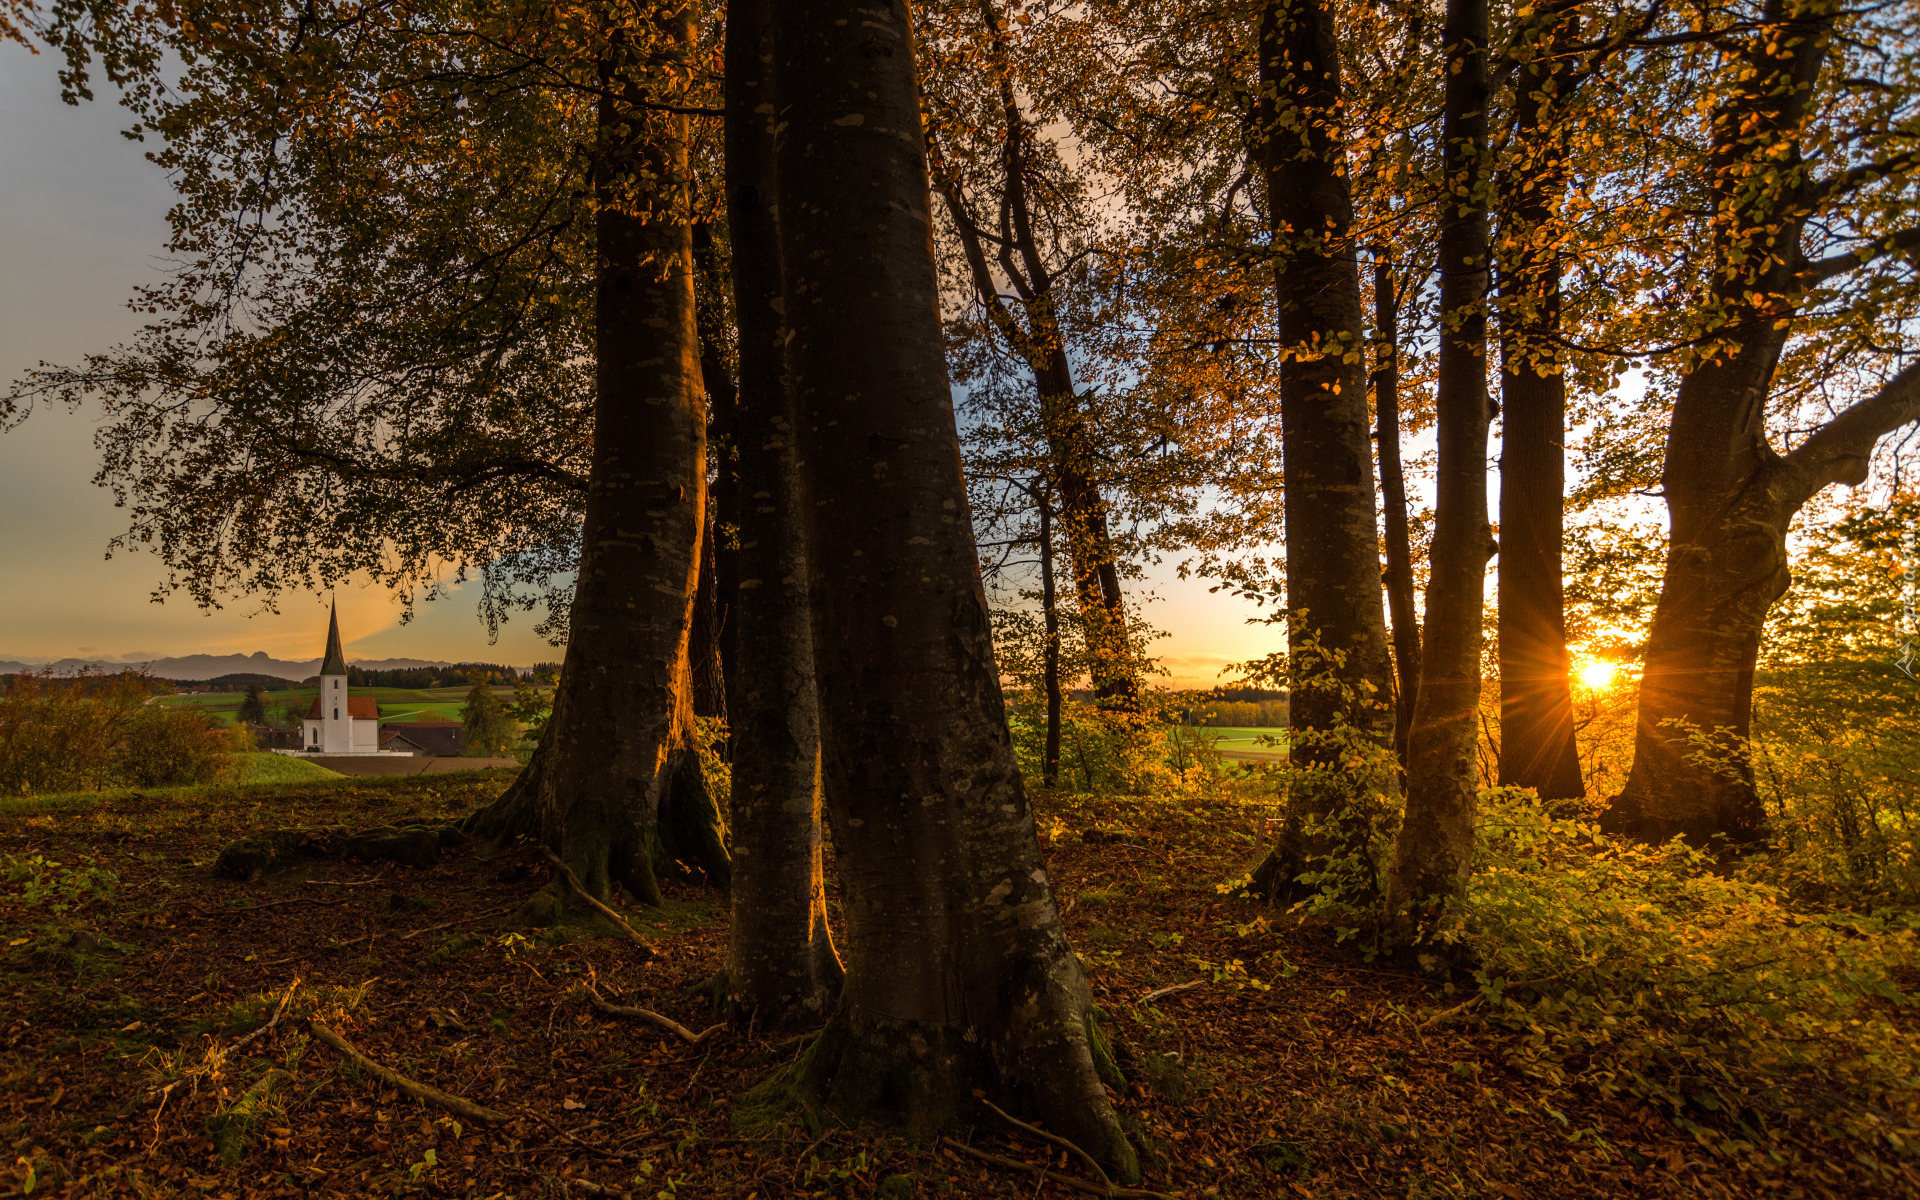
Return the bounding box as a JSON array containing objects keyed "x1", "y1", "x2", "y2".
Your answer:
[
  {"x1": 1388, "y1": 0, "x2": 1493, "y2": 924},
  {"x1": 463, "y1": 22, "x2": 729, "y2": 911},
  {"x1": 769, "y1": 0, "x2": 1136, "y2": 1177},
  {"x1": 1600, "y1": 0, "x2": 1910, "y2": 846},
  {"x1": 1243, "y1": 0, "x2": 1397, "y2": 899},
  {"x1": 1038, "y1": 486, "x2": 1063, "y2": 787},
  {"x1": 928, "y1": 40, "x2": 1136, "y2": 707},
  {"x1": 719, "y1": 0, "x2": 842, "y2": 1025},
  {"x1": 1373, "y1": 253, "x2": 1421, "y2": 768},
  {"x1": 1495, "y1": 15, "x2": 1584, "y2": 803}
]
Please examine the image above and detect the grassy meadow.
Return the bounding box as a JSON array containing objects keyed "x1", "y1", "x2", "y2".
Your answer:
[{"x1": 157, "y1": 685, "x2": 519, "y2": 726}]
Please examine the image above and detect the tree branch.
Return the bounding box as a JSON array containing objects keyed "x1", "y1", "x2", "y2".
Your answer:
[{"x1": 1784, "y1": 358, "x2": 1920, "y2": 500}]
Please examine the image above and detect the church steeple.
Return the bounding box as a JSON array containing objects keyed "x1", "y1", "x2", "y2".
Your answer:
[{"x1": 319, "y1": 600, "x2": 349, "y2": 677}]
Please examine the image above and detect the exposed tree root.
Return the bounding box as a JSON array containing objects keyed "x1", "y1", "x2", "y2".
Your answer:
[
  {"x1": 980, "y1": 1096, "x2": 1111, "y2": 1189},
  {"x1": 307, "y1": 1021, "x2": 510, "y2": 1125},
  {"x1": 580, "y1": 984, "x2": 722, "y2": 1046},
  {"x1": 940, "y1": 1137, "x2": 1177, "y2": 1199},
  {"x1": 539, "y1": 847, "x2": 659, "y2": 958},
  {"x1": 214, "y1": 825, "x2": 465, "y2": 881}
]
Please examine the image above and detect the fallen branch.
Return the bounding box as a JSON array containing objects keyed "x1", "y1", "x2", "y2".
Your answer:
[
  {"x1": 979, "y1": 1097, "x2": 1111, "y2": 1189},
  {"x1": 225, "y1": 978, "x2": 300, "y2": 1058},
  {"x1": 304, "y1": 872, "x2": 389, "y2": 888},
  {"x1": 537, "y1": 847, "x2": 658, "y2": 958},
  {"x1": 519, "y1": 1107, "x2": 630, "y2": 1160},
  {"x1": 1138, "y1": 981, "x2": 1205, "y2": 1006},
  {"x1": 402, "y1": 904, "x2": 516, "y2": 940},
  {"x1": 939, "y1": 1136, "x2": 1176, "y2": 1200},
  {"x1": 581, "y1": 985, "x2": 723, "y2": 1046},
  {"x1": 307, "y1": 1021, "x2": 510, "y2": 1125}
]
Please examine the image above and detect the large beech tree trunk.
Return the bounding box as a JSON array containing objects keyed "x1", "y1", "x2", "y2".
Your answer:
[
  {"x1": 1244, "y1": 0, "x2": 1398, "y2": 899},
  {"x1": 1605, "y1": 0, "x2": 1920, "y2": 844},
  {"x1": 464, "y1": 26, "x2": 728, "y2": 910},
  {"x1": 1495, "y1": 14, "x2": 1584, "y2": 803},
  {"x1": 719, "y1": 0, "x2": 842, "y2": 1025},
  {"x1": 1388, "y1": 0, "x2": 1493, "y2": 924},
  {"x1": 1374, "y1": 254, "x2": 1422, "y2": 768},
  {"x1": 767, "y1": 0, "x2": 1136, "y2": 1177}
]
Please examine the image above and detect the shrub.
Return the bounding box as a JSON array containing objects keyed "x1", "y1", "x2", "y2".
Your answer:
[
  {"x1": 0, "y1": 672, "x2": 148, "y2": 795},
  {"x1": 118, "y1": 706, "x2": 234, "y2": 787},
  {"x1": 1457, "y1": 792, "x2": 1920, "y2": 1147}
]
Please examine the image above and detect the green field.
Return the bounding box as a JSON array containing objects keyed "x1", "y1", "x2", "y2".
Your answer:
[
  {"x1": 158, "y1": 684, "x2": 520, "y2": 726},
  {"x1": 1193, "y1": 725, "x2": 1288, "y2": 749}
]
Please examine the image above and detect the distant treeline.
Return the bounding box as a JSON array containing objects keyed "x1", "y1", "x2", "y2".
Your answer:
[
  {"x1": 1163, "y1": 689, "x2": 1289, "y2": 729},
  {"x1": 342, "y1": 662, "x2": 561, "y2": 688}
]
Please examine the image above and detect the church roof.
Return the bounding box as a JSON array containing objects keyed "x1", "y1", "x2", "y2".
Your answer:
[
  {"x1": 319, "y1": 600, "x2": 349, "y2": 677},
  {"x1": 306, "y1": 695, "x2": 379, "y2": 721}
]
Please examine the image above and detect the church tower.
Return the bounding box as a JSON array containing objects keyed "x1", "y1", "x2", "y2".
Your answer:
[{"x1": 318, "y1": 600, "x2": 352, "y2": 753}]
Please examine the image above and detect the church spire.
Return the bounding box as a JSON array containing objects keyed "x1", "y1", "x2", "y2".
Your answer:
[{"x1": 319, "y1": 599, "x2": 349, "y2": 677}]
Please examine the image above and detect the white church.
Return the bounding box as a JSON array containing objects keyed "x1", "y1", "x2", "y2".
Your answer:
[{"x1": 299, "y1": 603, "x2": 382, "y2": 754}]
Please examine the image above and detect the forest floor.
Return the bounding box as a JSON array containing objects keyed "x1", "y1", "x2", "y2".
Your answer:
[{"x1": 1, "y1": 771, "x2": 1912, "y2": 1199}]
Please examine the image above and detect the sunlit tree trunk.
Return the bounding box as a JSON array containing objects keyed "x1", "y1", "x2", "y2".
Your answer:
[
  {"x1": 1244, "y1": 0, "x2": 1398, "y2": 900},
  {"x1": 464, "y1": 19, "x2": 729, "y2": 909},
  {"x1": 1605, "y1": 0, "x2": 1920, "y2": 844},
  {"x1": 769, "y1": 0, "x2": 1136, "y2": 1176},
  {"x1": 719, "y1": 0, "x2": 842, "y2": 1024},
  {"x1": 1389, "y1": 0, "x2": 1494, "y2": 925}
]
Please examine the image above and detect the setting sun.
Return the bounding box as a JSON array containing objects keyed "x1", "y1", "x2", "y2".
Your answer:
[{"x1": 1577, "y1": 659, "x2": 1619, "y2": 690}]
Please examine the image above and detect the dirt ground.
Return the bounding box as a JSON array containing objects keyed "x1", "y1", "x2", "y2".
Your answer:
[{"x1": 2, "y1": 772, "x2": 1912, "y2": 1199}]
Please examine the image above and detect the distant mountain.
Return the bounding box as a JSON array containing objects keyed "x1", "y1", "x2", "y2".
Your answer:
[{"x1": 0, "y1": 650, "x2": 464, "y2": 681}]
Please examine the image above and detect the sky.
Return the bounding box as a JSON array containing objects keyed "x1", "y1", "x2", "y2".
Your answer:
[{"x1": 0, "y1": 44, "x2": 1283, "y2": 686}]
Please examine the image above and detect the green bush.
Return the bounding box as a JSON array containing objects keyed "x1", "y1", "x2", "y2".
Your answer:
[{"x1": 1458, "y1": 791, "x2": 1920, "y2": 1146}]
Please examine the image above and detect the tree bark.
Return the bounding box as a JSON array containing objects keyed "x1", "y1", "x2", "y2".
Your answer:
[
  {"x1": 1495, "y1": 14, "x2": 1584, "y2": 803},
  {"x1": 1603, "y1": 0, "x2": 1920, "y2": 844},
  {"x1": 1243, "y1": 0, "x2": 1398, "y2": 899},
  {"x1": 1038, "y1": 484, "x2": 1064, "y2": 787},
  {"x1": 769, "y1": 0, "x2": 1136, "y2": 1177},
  {"x1": 463, "y1": 19, "x2": 729, "y2": 910},
  {"x1": 1388, "y1": 0, "x2": 1494, "y2": 923},
  {"x1": 1373, "y1": 253, "x2": 1421, "y2": 769},
  {"x1": 719, "y1": 0, "x2": 842, "y2": 1025}
]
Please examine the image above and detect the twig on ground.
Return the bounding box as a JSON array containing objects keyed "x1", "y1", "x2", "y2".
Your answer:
[
  {"x1": 304, "y1": 872, "x2": 389, "y2": 888},
  {"x1": 307, "y1": 1020, "x2": 510, "y2": 1125},
  {"x1": 1138, "y1": 981, "x2": 1205, "y2": 1005},
  {"x1": 581, "y1": 985, "x2": 723, "y2": 1046},
  {"x1": 979, "y1": 1097, "x2": 1112, "y2": 1189},
  {"x1": 939, "y1": 1137, "x2": 1176, "y2": 1200},
  {"x1": 401, "y1": 904, "x2": 516, "y2": 940},
  {"x1": 226, "y1": 978, "x2": 300, "y2": 1057},
  {"x1": 184, "y1": 896, "x2": 348, "y2": 918},
  {"x1": 519, "y1": 1107, "x2": 629, "y2": 1160},
  {"x1": 537, "y1": 847, "x2": 659, "y2": 958}
]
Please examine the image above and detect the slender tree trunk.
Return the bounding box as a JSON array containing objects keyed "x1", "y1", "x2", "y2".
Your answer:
[
  {"x1": 719, "y1": 0, "x2": 842, "y2": 1024},
  {"x1": 929, "y1": 37, "x2": 1136, "y2": 707},
  {"x1": 1388, "y1": 0, "x2": 1494, "y2": 925},
  {"x1": 769, "y1": 0, "x2": 1135, "y2": 1176},
  {"x1": 1495, "y1": 17, "x2": 1584, "y2": 803},
  {"x1": 1039, "y1": 487, "x2": 1063, "y2": 787},
  {"x1": 1373, "y1": 253, "x2": 1421, "y2": 768},
  {"x1": 464, "y1": 20, "x2": 729, "y2": 910},
  {"x1": 1244, "y1": 0, "x2": 1397, "y2": 899}
]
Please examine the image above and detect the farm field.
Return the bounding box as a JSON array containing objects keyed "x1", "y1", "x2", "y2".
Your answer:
[
  {"x1": 1190, "y1": 725, "x2": 1288, "y2": 754},
  {"x1": 158, "y1": 686, "x2": 522, "y2": 726}
]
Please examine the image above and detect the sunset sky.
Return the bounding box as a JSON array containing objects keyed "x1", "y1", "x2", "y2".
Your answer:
[{"x1": 0, "y1": 46, "x2": 1283, "y2": 686}]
